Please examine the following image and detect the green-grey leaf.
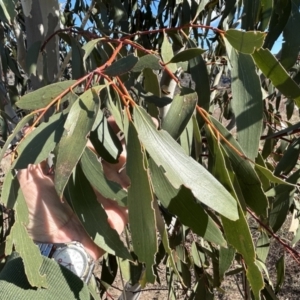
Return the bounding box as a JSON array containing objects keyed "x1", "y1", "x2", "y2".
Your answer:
[
  {"x1": 134, "y1": 106, "x2": 238, "y2": 220},
  {"x1": 55, "y1": 87, "x2": 102, "y2": 198},
  {"x1": 104, "y1": 54, "x2": 138, "y2": 76},
  {"x1": 280, "y1": 0, "x2": 300, "y2": 70},
  {"x1": 66, "y1": 164, "x2": 131, "y2": 259},
  {"x1": 0, "y1": 0, "x2": 16, "y2": 24},
  {"x1": 127, "y1": 120, "x2": 157, "y2": 283},
  {"x1": 161, "y1": 34, "x2": 177, "y2": 73},
  {"x1": 168, "y1": 48, "x2": 206, "y2": 64},
  {"x1": 227, "y1": 43, "x2": 263, "y2": 161},
  {"x1": 162, "y1": 87, "x2": 197, "y2": 140},
  {"x1": 252, "y1": 48, "x2": 300, "y2": 107},
  {"x1": 26, "y1": 40, "x2": 42, "y2": 76},
  {"x1": 132, "y1": 54, "x2": 161, "y2": 72},
  {"x1": 80, "y1": 147, "x2": 127, "y2": 207},
  {"x1": 188, "y1": 39, "x2": 210, "y2": 111},
  {"x1": 224, "y1": 29, "x2": 266, "y2": 54},
  {"x1": 12, "y1": 112, "x2": 67, "y2": 169},
  {"x1": 149, "y1": 158, "x2": 227, "y2": 246},
  {"x1": 16, "y1": 80, "x2": 76, "y2": 110},
  {"x1": 82, "y1": 38, "x2": 103, "y2": 61},
  {"x1": 209, "y1": 116, "x2": 268, "y2": 217},
  {"x1": 256, "y1": 230, "x2": 270, "y2": 263}
]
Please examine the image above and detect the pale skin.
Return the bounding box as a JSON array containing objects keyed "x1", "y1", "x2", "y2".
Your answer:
[{"x1": 17, "y1": 117, "x2": 129, "y2": 261}]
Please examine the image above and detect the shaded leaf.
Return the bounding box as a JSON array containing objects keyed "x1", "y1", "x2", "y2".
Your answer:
[
  {"x1": 0, "y1": 0, "x2": 16, "y2": 24},
  {"x1": 280, "y1": 0, "x2": 300, "y2": 70},
  {"x1": 252, "y1": 48, "x2": 300, "y2": 107},
  {"x1": 104, "y1": 54, "x2": 138, "y2": 76},
  {"x1": 26, "y1": 40, "x2": 42, "y2": 76},
  {"x1": 132, "y1": 54, "x2": 161, "y2": 72},
  {"x1": 209, "y1": 116, "x2": 268, "y2": 217},
  {"x1": 71, "y1": 37, "x2": 85, "y2": 79},
  {"x1": 55, "y1": 87, "x2": 102, "y2": 198},
  {"x1": 16, "y1": 80, "x2": 76, "y2": 110},
  {"x1": 134, "y1": 106, "x2": 238, "y2": 220},
  {"x1": 66, "y1": 164, "x2": 131, "y2": 259},
  {"x1": 275, "y1": 255, "x2": 285, "y2": 293},
  {"x1": 12, "y1": 112, "x2": 67, "y2": 169},
  {"x1": 150, "y1": 158, "x2": 226, "y2": 246},
  {"x1": 188, "y1": 39, "x2": 210, "y2": 111},
  {"x1": 126, "y1": 120, "x2": 157, "y2": 283},
  {"x1": 168, "y1": 48, "x2": 206, "y2": 64},
  {"x1": 224, "y1": 29, "x2": 265, "y2": 54},
  {"x1": 259, "y1": 0, "x2": 273, "y2": 31},
  {"x1": 161, "y1": 34, "x2": 177, "y2": 73},
  {"x1": 82, "y1": 38, "x2": 103, "y2": 61},
  {"x1": 0, "y1": 113, "x2": 34, "y2": 162},
  {"x1": 80, "y1": 147, "x2": 127, "y2": 207},
  {"x1": 219, "y1": 246, "x2": 235, "y2": 281},
  {"x1": 162, "y1": 87, "x2": 197, "y2": 140},
  {"x1": 263, "y1": 0, "x2": 291, "y2": 50},
  {"x1": 89, "y1": 109, "x2": 123, "y2": 163}
]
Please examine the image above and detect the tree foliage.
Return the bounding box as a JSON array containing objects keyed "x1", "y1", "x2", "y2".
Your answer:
[{"x1": 0, "y1": 0, "x2": 300, "y2": 299}]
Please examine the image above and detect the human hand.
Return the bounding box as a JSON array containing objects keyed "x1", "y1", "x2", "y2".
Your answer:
[{"x1": 17, "y1": 117, "x2": 129, "y2": 260}]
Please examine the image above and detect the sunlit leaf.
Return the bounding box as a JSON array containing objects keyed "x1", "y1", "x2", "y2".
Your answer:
[
  {"x1": 16, "y1": 80, "x2": 77, "y2": 110},
  {"x1": 226, "y1": 40, "x2": 263, "y2": 160},
  {"x1": 12, "y1": 112, "x2": 67, "y2": 169},
  {"x1": 55, "y1": 87, "x2": 102, "y2": 198},
  {"x1": 252, "y1": 48, "x2": 300, "y2": 107},
  {"x1": 132, "y1": 54, "x2": 161, "y2": 72},
  {"x1": 224, "y1": 29, "x2": 265, "y2": 54},
  {"x1": 134, "y1": 106, "x2": 238, "y2": 220}
]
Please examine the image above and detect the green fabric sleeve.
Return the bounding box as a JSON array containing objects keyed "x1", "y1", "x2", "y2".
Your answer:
[{"x1": 0, "y1": 252, "x2": 92, "y2": 300}]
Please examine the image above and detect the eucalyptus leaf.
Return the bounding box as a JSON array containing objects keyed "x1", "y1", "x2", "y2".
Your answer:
[
  {"x1": 16, "y1": 80, "x2": 77, "y2": 110},
  {"x1": 134, "y1": 106, "x2": 239, "y2": 220}
]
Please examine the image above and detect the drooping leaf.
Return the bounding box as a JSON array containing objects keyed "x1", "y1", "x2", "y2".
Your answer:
[
  {"x1": 4, "y1": 172, "x2": 47, "y2": 288},
  {"x1": 26, "y1": 40, "x2": 42, "y2": 76},
  {"x1": 219, "y1": 246, "x2": 235, "y2": 281},
  {"x1": 224, "y1": 29, "x2": 265, "y2": 54},
  {"x1": 55, "y1": 87, "x2": 102, "y2": 198},
  {"x1": 82, "y1": 38, "x2": 103, "y2": 61},
  {"x1": 89, "y1": 108, "x2": 123, "y2": 163},
  {"x1": 241, "y1": 0, "x2": 260, "y2": 30},
  {"x1": 104, "y1": 54, "x2": 138, "y2": 76},
  {"x1": 161, "y1": 33, "x2": 177, "y2": 73},
  {"x1": 167, "y1": 48, "x2": 206, "y2": 64},
  {"x1": 134, "y1": 106, "x2": 238, "y2": 220},
  {"x1": 0, "y1": 0, "x2": 16, "y2": 24},
  {"x1": 274, "y1": 137, "x2": 300, "y2": 176},
  {"x1": 256, "y1": 230, "x2": 270, "y2": 263},
  {"x1": 226, "y1": 40, "x2": 263, "y2": 161},
  {"x1": 126, "y1": 120, "x2": 157, "y2": 283},
  {"x1": 268, "y1": 169, "x2": 300, "y2": 233},
  {"x1": 209, "y1": 116, "x2": 268, "y2": 217},
  {"x1": 80, "y1": 147, "x2": 127, "y2": 207},
  {"x1": 188, "y1": 39, "x2": 210, "y2": 111},
  {"x1": 66, "y1": 164, "x2": 131, "y2": 259},
  {"x1": 259, "y1": 0, "x2": 273, "y2": 31},
  {"x1": 263, "y1": 0, "x2": 291, "y2": 50},
  {"x1": 132, "y1": 54, "x2": 161, "y2": 72},
  {"x1": 71, "y1": 37, "x2": 85, "y2": 79},
  {"x1": 162, "y1": 87, "x2": 197, "y2": 140},
  {"x1": 12, "y1": 112, "x2": 67, "y2": 169},
  {"x1": 252, "y1": 48, "x2": 300, "y2": 107},
  {"x1": 275, "y1": 254, "x2": 285, "y2": 293},
  {"x1": 149, "y1": 158, "x2": 227, "y2": 246},
  {"x1": 16, "y1": 80, "x2": 77, "y2": 110},
  {"x1": 280, "y1": 0, "x2": 300, "y2": 70}
]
